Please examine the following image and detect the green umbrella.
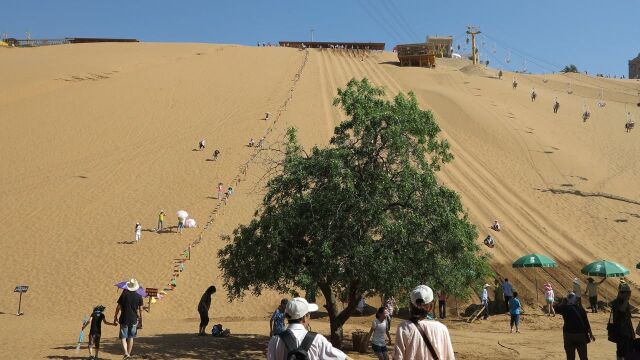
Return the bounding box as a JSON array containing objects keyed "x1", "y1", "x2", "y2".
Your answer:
[
  {"x1": 581, "y1": 260, "x2": 629, "y2": 278},
  {"x1": 512, "y1": 254, "x2": 558, "y2": 268},
  {"x1": 512, "y1": 254, "x2": 558, "y2": 303}
]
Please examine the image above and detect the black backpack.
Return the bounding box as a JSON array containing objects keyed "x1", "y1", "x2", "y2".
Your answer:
[{"x1": 278, "y1": 329, "x2": 317, "y2": 360}]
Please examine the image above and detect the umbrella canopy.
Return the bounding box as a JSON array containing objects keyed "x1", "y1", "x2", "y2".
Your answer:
[
  {"x1": 512, "y1": 254, "x2": 558, "y2": 268},
  {"x1": 115, "y1": 281, "x2": 147, "y2": 297},
  {"x1": 581, "y1": 260, "x2": 629, "y2": 278},
  {"x1": 177, "y1": 210, "x2": 188, "y2": 219},
  {"x1": 185, "y1": 218, "x2": 196, "y2": 228}
]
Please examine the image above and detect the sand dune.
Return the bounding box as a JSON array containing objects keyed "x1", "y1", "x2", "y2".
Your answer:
[{"x1": 1, "y1": 43, "x2": 639, "y2": 359}]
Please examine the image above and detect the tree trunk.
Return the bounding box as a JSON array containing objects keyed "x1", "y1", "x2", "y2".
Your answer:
[{"x1": 318, "y1": 281, "x2": 361, "y2": 349}]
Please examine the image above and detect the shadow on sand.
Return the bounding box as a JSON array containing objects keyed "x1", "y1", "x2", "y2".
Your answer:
[{"x1": 49, "y1": 333, "x2": 269, "y2": 359}]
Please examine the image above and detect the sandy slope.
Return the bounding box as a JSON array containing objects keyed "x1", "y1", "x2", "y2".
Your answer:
[{"x1": 1, "y1": 43, "x2": 640, "y2": 359}]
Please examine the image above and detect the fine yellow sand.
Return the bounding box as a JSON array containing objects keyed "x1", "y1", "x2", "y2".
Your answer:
[{"x1": 1, "y1": 43, "x2": 639, "y2": 359}]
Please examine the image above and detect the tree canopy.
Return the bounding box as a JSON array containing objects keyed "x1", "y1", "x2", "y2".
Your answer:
[
  {"x1": 218, "y1": 78, "x2": 492, "y2": 347},
  {"x1": 561, "y1": 64, "x2": 579, "y2": 73}
]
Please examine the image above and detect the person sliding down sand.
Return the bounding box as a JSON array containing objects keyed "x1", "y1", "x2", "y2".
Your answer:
[
  {"x1": 484, "y1": 235, "x2": 495, "y2": 248},
  {"x1": 491, "y1": 220, "x2": 501, "y2": 231}
]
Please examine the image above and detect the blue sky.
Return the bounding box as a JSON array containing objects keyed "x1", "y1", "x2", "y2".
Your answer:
[{"x1": 2, "y1": 0, "x2": 638, "y2": 76}]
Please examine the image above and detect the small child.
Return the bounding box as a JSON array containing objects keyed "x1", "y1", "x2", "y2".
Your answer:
[
  {"x1": 134, "y1": 223, "x2": 142, "y2": 242},
  {"x1": 226, "y1": 186, "x2": 234, "y2": 198},
  {"x1": 81, "y1": 305, "x2": 115, "y2": 360}
]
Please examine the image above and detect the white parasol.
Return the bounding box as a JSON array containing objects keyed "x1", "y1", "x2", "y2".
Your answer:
[
  {"x1": 176, "y1": 210, "x2": 188, "y2": 219},
  {"x1": 185, "y1": 219, "x2": 196, "y2": 228}
]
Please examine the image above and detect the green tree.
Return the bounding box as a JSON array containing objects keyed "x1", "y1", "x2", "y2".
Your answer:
[
  {"x1": 218, "y1": 78, "x2": 491, "y2": 347},
  {"x1": 562, "y1": 64, "x2": 579, "y2": 73}
]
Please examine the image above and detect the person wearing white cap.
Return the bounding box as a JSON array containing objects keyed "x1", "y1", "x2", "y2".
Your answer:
[
  {"x1": 267, "y1": 297, "x2": 351, "y2": 360},
  {"x1": 393, "y1": 285, "x2": 454, "y2": 359}
]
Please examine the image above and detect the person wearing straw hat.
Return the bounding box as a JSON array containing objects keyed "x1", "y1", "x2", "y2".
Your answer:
[
  {"x1": 544, "y1": 283, "x2": 556, "y2": 316},
  {"x1": 267, "y1": 297, "x2": 350, "y2": 360},
  {"x1": 481, "y1": 283, "x2": 491, "y2": 320},
  {"x1": 393, "y1": 285, "x2": 454, "y2": 359},
  {"x1": 114, "y1": 278, "x2": 144, "y2": 360},
  {"x1": 611, "y1": 282, "x2": 634, "y2": 360}
]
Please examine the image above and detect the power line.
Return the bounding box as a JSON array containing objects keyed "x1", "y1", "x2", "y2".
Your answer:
[
  {"x1": 379, "y1": 1, "x2": 420, "y2": 41},
  {"x1": 356, "y1": 0, "x2": 404, "y2": 44}
]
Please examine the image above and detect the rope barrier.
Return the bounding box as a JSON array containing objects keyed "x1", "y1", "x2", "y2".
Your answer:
[{"x1": 158, "y1": 48, "x2": 311, "y2": 297}]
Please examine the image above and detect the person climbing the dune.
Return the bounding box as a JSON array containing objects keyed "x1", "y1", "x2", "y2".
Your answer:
[
  {"x1": 531, "y1": 88, "x2": 537, "y2": 102},
  {"x1": 198, "y1": 138, "x2": 206, "y2": 151},
  {"x1": 553, "y1": 98, "x2": 560, "y2": 114},
  {"x1": 512, "y1": 78, "x2": 518, "y2": 90},
  {"x1": 491, "y1": 220, "x2": 501, "y2": 232}
]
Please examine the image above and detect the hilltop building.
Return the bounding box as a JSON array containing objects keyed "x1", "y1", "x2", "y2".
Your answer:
[
  {"x1": 630, "y1": 53, "x2": 640, "y2": 79},
  {"x1": 395, "y1": 35, "x2": 454, "y2": 68}
]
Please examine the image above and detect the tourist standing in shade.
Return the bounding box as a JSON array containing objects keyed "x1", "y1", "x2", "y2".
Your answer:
[{"x1": 197, "y1": 286, "x2": 216, "y2": 336}]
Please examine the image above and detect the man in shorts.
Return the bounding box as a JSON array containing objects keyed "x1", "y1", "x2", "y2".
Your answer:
[{"x1": 114, "y1": 279, "x2": 144, "y2": 359}]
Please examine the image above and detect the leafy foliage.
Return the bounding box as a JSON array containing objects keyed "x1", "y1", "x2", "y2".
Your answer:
[
  {"x1": 218, "y1": 78, "x2": 492, "y2": 346},
  {"x1": 562, "y1": 64, "x2": 579, "y2": 73}
]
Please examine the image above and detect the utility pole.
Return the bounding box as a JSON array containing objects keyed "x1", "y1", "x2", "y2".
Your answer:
[
  {"x1": 310, "y1": 29, "x2": 315, "y2": 42},
  {"x1": 466, "y1": 26, "x2": 481, "y2": 65}
]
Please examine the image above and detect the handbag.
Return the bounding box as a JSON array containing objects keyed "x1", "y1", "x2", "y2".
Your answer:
[{"x1": 607, "y1": 308, "x2": 618, "y2": 343}]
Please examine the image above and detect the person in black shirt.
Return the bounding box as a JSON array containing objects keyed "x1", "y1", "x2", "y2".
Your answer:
[
  {"x1": 554, "y1": 292, "x2": 594, "y2": 360},
  {"x1": 612, "y1": 283, "x2": 635, "y2": 359},
  {"x1": 81, "y1": 305, "x2": 115, "y2": 360},
  {"x1": 198, "y1": 285, "x2": 216, "y2": 335},
  {"x1": 114, "y1": 279, "x2": 144, "y2": 359}
]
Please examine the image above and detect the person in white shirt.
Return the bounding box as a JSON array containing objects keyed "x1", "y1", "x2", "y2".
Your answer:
[
  {"x1": 481, "y1": 284, "x2": 491, "y2": 320},
  {"x1": 366, "y1": 307, "x2": 392, "y2": 360},
  {"x1": 393, "y1": 285, "x2": 455, "y2": 360},
  {"x1": 134, "y1": 223, "x2": 142, "y2": 242},
  {"x1": 267, "y1": 297, "x2": 352, "y2": 360}
]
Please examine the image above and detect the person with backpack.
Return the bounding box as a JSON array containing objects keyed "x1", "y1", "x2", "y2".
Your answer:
[
  {"x1": 366, "y1": 307, "x2": 392, "y2": 360},
  {"x1": 393, "y1": 285, "x2": 455, "y2": 359},
  {"x1": 267, "y1": 297, "x2": 351, "y2": 360},
  {"x1": 554, "y1": 292, "x2": 594, "y2": 360}
]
